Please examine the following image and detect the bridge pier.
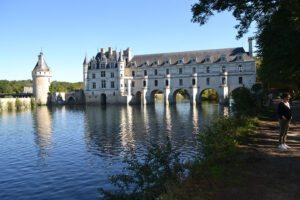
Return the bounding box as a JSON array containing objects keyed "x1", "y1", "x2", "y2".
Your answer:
[{"x1": 219, "y1": 85, "x2": 229, "y2": 105}]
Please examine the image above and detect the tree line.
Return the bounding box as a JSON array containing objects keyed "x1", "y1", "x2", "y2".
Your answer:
[{"x1": 0, "y1": 80, "x2": 83, "y2": 94}]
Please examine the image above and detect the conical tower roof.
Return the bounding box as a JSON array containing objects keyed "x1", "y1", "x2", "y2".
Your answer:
[
  {"x1": 33, "y1": 52, "x2": 50, "y2": 72},
  {"x1": 83, "y1": 55, "x2": 88, "y2": 65}
]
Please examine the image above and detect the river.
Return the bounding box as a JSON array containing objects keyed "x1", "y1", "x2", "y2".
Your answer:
[{"x1": 0, "y1": 102, "x2": 228, "y2": 199}]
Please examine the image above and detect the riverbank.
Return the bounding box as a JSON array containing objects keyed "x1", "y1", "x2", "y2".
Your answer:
[{"x1": 168, "y1": 101, "x2": 300, "y2": 200}]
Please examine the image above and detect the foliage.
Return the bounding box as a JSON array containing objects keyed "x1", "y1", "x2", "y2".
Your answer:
[
  {"x1": 201, "y1": 89, "x2": 219, "y2": 101},
  {"x1": 7, "y1": 101, "x2": 14, "y2": 111},
  {"x1": 177, "y1": 89, "x2": 190, "y2": 99},
  {"x1": 30, "y1": 97, "x2": 36, "y2": 109},
  {"x1": 256, "y1": 2, "x2": 300, "y2": 90},
  {"x1": 15, "y1": 98, "x2": 22, "y2": 111},
  {"x1": 49, "y1": 81, "x2": 83, "y2": 93},
  {"x1": 191, "y1": 0, "x2": 300, "y2": 90},
  {"x1": 0, "y1": 80, "x2": 32, "y2": 94},
  {"x1": 4, "y1": 95, "x2": 13, "y2": 98},
  {"x1": 99, "y1": 140, "x2": 184, "y2": 200},
  {"x1": 231, "y1": 87, "x2": 257, "y2": 117}
]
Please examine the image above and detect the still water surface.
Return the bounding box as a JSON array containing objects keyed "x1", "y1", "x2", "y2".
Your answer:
[{"x1": 0, "y1": 102, "x2": 227, "y2": 199}]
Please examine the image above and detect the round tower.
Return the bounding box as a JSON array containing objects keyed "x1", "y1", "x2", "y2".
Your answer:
[
  {"x1": 32, "y1": 52, "x2": 52, "y2": 104},
  {"x1": 83, "y1": 55, "x2": 88, "y2": 91}
]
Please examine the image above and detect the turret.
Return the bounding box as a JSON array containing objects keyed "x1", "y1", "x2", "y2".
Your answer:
[
  {"x1": 32, "y1": 52, "x2": 52, "y2": 104},
  {"x1": 83, "y1": 55, "x2": 88, "y2": 91}
]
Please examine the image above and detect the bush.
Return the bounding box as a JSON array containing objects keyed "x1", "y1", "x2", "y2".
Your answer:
[
  {"x1": 30, "y1": 97, "x2": 36, "y2": 109},
  {"x1": 15, "y1": 98, "x2": 22, "y2": 111},
  {"x1": 232, "y1": 87, "x2": 257, "y2": 116},
  {"x1": 7, "y1": 101, "x2": 14, "y2": 111},
  {"x1": 99, "y1": 140, "x2": 184, "y2": 200}
]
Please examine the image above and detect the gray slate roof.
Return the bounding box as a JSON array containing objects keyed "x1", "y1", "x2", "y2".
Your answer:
[
  {"x1": 33, "y1": 52, "x2": 50, "y2": 71},
  {"x1": 129, "y1": 47, "x2": 253, "y2": 67}
]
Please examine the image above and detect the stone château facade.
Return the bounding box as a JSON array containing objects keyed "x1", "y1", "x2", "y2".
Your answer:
[
  {"x1": 84, "y1": 38, "x2": 256, "y2": 105},
  {"x1": 32, "y1": 52, "x2": 52, "y2": 104}
]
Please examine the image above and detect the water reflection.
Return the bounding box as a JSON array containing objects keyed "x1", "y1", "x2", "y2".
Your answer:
[
  {"x1": 83, "y1": 103, "x2": 228, "y2": 159},
  {"x1": 32, "y1": 106, "x2": 53, "y2": 161}
]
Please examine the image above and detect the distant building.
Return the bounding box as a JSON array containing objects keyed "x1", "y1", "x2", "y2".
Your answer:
[
  {"x1": 83, "y1": 38, "x2": 256, "y2": 104},
  {"x1": 32, "y1": 52, "x2": 52, "y2": 104},
  {"x1": 23, "y1": 87, "x2": 33, "y2": 93}
]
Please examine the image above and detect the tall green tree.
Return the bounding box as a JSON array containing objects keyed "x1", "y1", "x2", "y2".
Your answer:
[{"x1": 191, "y1": 0, "x2": 300, "y2": 90}]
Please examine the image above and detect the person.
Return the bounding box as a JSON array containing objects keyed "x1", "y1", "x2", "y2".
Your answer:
[{"x1": 277, "y1": 92, "x2": 292, "y2": 150}]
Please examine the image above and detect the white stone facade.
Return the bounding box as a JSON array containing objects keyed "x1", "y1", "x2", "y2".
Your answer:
[{"x1": 84, "y1": 40, "x2": 256, "y2": 105}]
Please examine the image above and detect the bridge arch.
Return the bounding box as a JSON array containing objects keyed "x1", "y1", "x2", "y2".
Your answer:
[
  {"x1": 199, "y1": 88, "x2": 219, "y2": 103},
  {"x1": 172, "y1": 88, "x2": 190, "y2": 103},
  {"x1": 67, "y1": 96, "x2": 76, "y2": 105},
  {"x1": 150, "y1": 89, "x2": 164, "y2": 104},
  {"x1": 135, "y1": 91, "x2": 142, "y2": 105},
  {"x1": 100, "y1": 93, "x2": 106, "y2": 105}
]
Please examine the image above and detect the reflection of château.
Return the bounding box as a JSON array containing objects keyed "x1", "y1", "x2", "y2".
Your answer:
[{"x1": 83, "y1": 38, "x2": 256, "y2": 105}]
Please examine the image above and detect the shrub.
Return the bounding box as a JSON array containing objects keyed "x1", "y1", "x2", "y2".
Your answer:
[
  {"x1": 231, "y1": 87, "x2": 257, "y2": 116},
  {"x1": 99, "y1": 140, "x2": 184, "y2": 200},
  {"x1": 30, "y1": 97, "x2": 36, "y2": 109},
  {"x1": 7, "y1": 101, "x2": 14, "y2": 111},
  {"x1": 15, "y1": 98, "x2": 22, "y2": 111},
  {"x1": 4, "y1": 95, "x2": 13, "y2": 98}
]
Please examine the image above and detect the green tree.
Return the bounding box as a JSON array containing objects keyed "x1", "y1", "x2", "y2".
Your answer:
[{"x1": 191, "y1": 0, "x2": 300, "y2": 90}]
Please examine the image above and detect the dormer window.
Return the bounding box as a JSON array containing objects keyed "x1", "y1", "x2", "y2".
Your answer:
[
  {"x1": 221, "y1": 55, "x2": 226, "y2": 62},
  {"x1": 153, "y1": 60, "x2": 158, "y2": 65},
  {"x1": 178, "y1": 58, "x2": 183, "y2": 64},
  {"x1": 192, "y1": 57, "x2": 197, "y2": 63},
  {"x1": 205, "y1": 56, "x2": 211, "y2": 63},
  {"x1": 144, "y1": 61, "x2": 149, "y2": 66},
  {"x1": 237, "y1": 55, "x2": 243, "y2": 61},
  {"x1": 131, "y1": 62, "x2": 136, "y2": 67},
  {"x1": 110, "y1": 62, "x2": 115, "y2": 68},
  {"x1": 165, "y1": 59, "x2": 170, "y2": 65}
]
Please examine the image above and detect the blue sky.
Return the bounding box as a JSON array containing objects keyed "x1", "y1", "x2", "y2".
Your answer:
[{"x1": 0, "y1": 0, "x2": 256, "y2": 82}]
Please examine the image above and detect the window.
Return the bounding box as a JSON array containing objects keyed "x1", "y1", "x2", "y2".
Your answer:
[
  {"x1": 192, "y1": 78, "x2": 196, "y2": 86},
  {"x1": 92, "y1": 73, "x2": 96, "y2": 79},
  {"x1": 111, "y1": 81, "x2": 115, "y2": 88},
  {"x1": 165, "y1": 80, "x2": 169, "y2": 86},
  {"x1": 110, "y1": 63, "x2": 114, "y2": 68},
  {"x1": 237, "y1": 55, "x2": 242, "y2": 60},
  {"x1": 179, "y1": 79, "x2": 183, "y2": 86},
  {"x1": 144, "y1": 70, "x2": 147, "y2": 76},
  {"x1": 101, "y1": 80, "x2": 106, "y2": 88},
  {"x1": 96, "y1": 63, "x2": 100, "y2": 69},
  {"x1": 154, "y1": 60, "x2": 158, "y2": 65},
  {"x1": 239, "y1": 77, "x2": 243, "y2": 84},
  {"x1": 143, "y1": 80, "x2": 147, "y2": 87},
  {"x1": 206, "y1": 78, "x2": 210, "y2": 85},
  {"x1": 166, "y1": 69, "x2": 169, "y2": 75},
  {"x1": 165, "y1": 60, "x2": 169, "y2": 65},
  {"x1": 154, "y1": 69, "x2": 158, "y2": 75},
  {"x1": 92, "y1": 82, "x2": 96, "y2": 89},
  {"x1": 238, "y1": 65, "x2": 243, "y2": 72},
  {"x1": 101, "y1": 63, "x2": 106, "y2": 69},
  {"x1": 179, "y1": 68, "x2": 182, "y2": 74},
  {"x1": 193, "y1": 67, "x2": 196, "y2": 73},
  {"x1": 121, "y1": 73, "x2": 123, "y2": 77},
  {"x1": 221, "y1": 55, "x2": 226, "y2": 62},
  {"x1": 101, "y1": 71, "x2": 105, "y2": 77},
  {"x1": 132, "y1": 71, "x2": 135, "y2": 77},
  {"x1": 205, "y1": 56, "x2": 210, "y2": 62},
  {"x1": 206, "y1": 66, "x2": 210, "y2": 73},
  {"x1": 178, "y1": 59, "x2": 183, "y2": 64},
  {"x1": 132, "y1": 81, "x2": 135, "y2": 87},
  {"x1": 154, "y1": 80, "x2": 158, "y2": 86},
  {"x1": 221, "y1": 66, "x2": 226, "y2": 73},
  {"x1": 222, "y1": 77, "x2": 226, "y2": 84},
  {"x1": 111, "y1": 72, "x2": 114, "y2": 78},
  {"x1": 192, "y1": 57, "x2": 196, "y2": 62}
]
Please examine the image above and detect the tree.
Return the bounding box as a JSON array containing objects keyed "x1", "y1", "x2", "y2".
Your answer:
[{"x1": 191, "y1": 0, "x2": 300, "y2": 90}]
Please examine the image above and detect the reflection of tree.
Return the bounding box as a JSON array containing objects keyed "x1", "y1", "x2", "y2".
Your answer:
[{"x1": 32, "y1": 106, "x2": 53, "y2": 161}]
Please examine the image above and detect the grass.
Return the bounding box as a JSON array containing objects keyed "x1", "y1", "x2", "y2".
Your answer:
[
  {"x1": 7, "y1": 101, "x2": 14, "y2": 111},
  {"x1": 15, "y1": 98, "x2": 22, "y2": 111}
]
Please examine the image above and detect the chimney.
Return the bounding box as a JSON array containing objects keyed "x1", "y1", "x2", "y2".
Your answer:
[
  {"x1": 248, "y1": 37, "x2": 254, "y2": 57},
  {"x1": 101, "y1": 48, "x2": 105, "y2": 54},
  {"x1": 108, "y1": 47, "x2": 113, "y2": 56}
]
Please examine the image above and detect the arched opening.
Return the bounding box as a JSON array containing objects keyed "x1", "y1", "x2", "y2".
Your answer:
[
  {"x1": 100, "y1": 93, "x2": 106, "y2": 105},
  {"x1": 172, "y1": 89, "x2": 190, "y2": 104},
  {"x1": 67, "y1": 96, "x2": 76, "y2": 105},
  {"x1": 150, "y1": 89, "x2": 164, "y2": 104},
  {"x1": 200, "y1": 88, "x2": 219, "y2": 103},
  {"x1": 135, "y1": 91, "x2": 142, "y2": 105}
]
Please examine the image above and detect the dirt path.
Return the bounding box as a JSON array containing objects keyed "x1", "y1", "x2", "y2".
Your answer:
[{"x1": 215, "y1": 100, "x2": 300, "y2": 200}]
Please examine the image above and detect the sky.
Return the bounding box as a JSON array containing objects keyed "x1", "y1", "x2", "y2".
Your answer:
[{"x1": 0, "y1": 0, "x2": 256, "y2": 82}]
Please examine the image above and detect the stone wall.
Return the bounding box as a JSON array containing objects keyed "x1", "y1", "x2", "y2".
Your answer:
[{"x1": 0, "y1": 98, "x2": 32, "y2": 111}]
